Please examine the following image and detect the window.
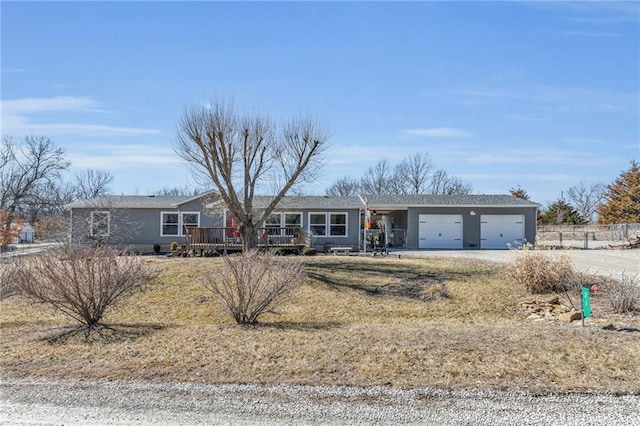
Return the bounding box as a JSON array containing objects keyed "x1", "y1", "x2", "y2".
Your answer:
[
  {"x1": 309, "y1": 213, "x2": 327, "y2": 236},
  {"x1": 284, "y1": 213, "x2": 302, "y2": 236},
  {"x1": 330, "y1": 213, "x2": 347, "y2": 236},
  {"x1": 182, "y1": 213, "x2": 199, "y2": 235},
  {"x1": 308, "y1": 212, "x2": 348, "y2": 237},
  {"x1": 162, "y1": 213, "x2": 179, "y2": 236},
  {"x1": 284, "y1": 213, "x2": 301, "y2": 227},
  {"x1": 264, "y1": 213, "x2": 282, "y2": 236},
  {"x1": 161, "y1": 212, "x2": 200, "y2": 236},
  {"x1": 90, "y1": 211, "x2": 110, "y2": 237}
]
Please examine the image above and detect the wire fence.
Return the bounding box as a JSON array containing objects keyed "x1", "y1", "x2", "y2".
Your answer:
[{"x1": 536, "y1": 223, "x2": 640, "y2": 248}]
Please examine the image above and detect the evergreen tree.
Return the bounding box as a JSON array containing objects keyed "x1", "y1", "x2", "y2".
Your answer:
[
  {"x1": 509, "y1": 184, "x2": 530, "y2": 200},
  {"x1": 539, "y1": 199, "x2": 587, "y2": 225},
  {"x1": 598, "y1": 160, "x2": 640, "y2": 224}
]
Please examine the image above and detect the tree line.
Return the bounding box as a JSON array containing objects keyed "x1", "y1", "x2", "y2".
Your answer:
[
  {"x1": 0, "y1": 136, "x2": 114, "y2": 250},
  {"x1": 325, "y1": 152, "x2": 473, "y2": 196}
]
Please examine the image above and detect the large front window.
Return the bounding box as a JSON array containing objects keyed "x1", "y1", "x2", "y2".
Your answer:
[
  {"x1": 308, "y1": 212, "x2": 347, "y2": 237},
  {"x1": 262, "y1": 212, "x2": 302, "y2": 236},
  {"x1": 161, "y1": 212, "x2": 200, "y2": 236}
]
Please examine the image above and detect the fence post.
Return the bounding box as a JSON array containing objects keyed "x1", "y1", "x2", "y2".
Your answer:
[
  {"x1": 584, "y1": 232, "x2": 588, "y2": 249},
  {"x1": 559, "y1": 232, "x2": 563, "y2": 247}
]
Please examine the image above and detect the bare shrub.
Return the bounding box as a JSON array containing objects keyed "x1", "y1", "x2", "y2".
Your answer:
[
  {"x1": 608, "y1": 273, "x2": 640, "y2": 314},
  {"x1": 506, "y1": 248, "x2": 575, "y2": 294},
  {"x1": 0, "y1": 258, "x2": 18, "y2": 300},
  {"x1": 204, "y1": 249, "x2": 304, "y2": 324},
  {"x1": 14, "y1": 246, "x2": 154, "y2": 332}
]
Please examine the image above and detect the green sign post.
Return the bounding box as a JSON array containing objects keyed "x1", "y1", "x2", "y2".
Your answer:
[{"x1": 581, "y1": 287, "x2": 591, "y2": 321}]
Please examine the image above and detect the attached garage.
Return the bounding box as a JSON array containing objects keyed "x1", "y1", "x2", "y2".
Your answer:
[
  {"x1": 480, "y1": 214, "x2": 525, "y2": 249},
  {"x1": 418, "y1": 214, "x2": 463, "y2": 249}
]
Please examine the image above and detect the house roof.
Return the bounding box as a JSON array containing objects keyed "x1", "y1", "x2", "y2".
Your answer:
[
  {"x1": 66, "y1": 194, "x2": 209, "y2": 209},
  {"x1": 68, "y1": 193, "x2": 540, "y2": 210},
  {"x1": 251, "y1": 194, "x2": 541, "y2": 209}
]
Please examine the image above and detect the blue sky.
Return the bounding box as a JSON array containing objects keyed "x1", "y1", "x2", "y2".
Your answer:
[{"x1": 1, "y1": 1, "x2": 638, "y2": 206}]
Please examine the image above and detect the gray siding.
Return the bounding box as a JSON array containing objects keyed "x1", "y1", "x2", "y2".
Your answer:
[
  {"x1": 268, "y1": 208, "x2": 361, "y2": 251},
  {"x1": 406, "y1": 206, "x2": 537, "y2": 249},
  {"x1": 71, "y1": 203, "x2": 223, "y2": 252}
]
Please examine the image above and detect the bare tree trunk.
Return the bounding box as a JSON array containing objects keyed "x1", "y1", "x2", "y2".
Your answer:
[{"x1": 241, "y1": 223, "x2": 258, "y2": 252}]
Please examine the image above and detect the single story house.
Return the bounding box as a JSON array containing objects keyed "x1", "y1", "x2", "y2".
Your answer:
[{"x1": 67, "y1": 193, "x2": 540, "y2": 252}]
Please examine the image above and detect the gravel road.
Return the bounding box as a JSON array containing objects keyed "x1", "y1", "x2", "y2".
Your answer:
[{"x1": 2, "y1": 379, "x2": 639, "y2": 425}]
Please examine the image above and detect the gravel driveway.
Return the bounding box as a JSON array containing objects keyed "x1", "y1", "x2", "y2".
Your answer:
[
  {"x1": 2, "y1": 379, "x2": 639, "y2": 425},
  {"x1": 396, "y1": 249, "x2": 640, "y2": 280}
]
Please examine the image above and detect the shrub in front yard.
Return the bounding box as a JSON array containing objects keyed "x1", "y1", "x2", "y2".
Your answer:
[
  {"x1": 0, "y1": 259, "x2": 18, "y2": 300},
  {"x1": 506, "y1": 249, "x2": 575, "y2": 294},
  {"x1": 203, "y1": 249, "x2": 304, "y2": 324},
  {"x1": 608, "y1": 273, "x2": 640, "y2": 314},
  {"x1": 14, "y1": 246, "x2": 154, "y2": 333}
]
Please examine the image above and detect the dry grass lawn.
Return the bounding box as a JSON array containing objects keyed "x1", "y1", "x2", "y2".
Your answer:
[{"x1": 1, "y1": 255, "x2": 639, "y2": 394}]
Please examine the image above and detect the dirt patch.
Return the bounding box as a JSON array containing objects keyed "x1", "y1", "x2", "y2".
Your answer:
[{"x1": 369, "y1": 274, "x2": 449, "y2": 301}]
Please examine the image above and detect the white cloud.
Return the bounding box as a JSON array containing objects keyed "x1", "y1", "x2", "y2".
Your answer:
[
  {"x1": 404, "y1": 127, "x2": 471, "y2": 137},
  {"x1": 2, "y1": 96, "x2": 96, "y2": 114},
  {"x1": 1, "y1": 96, "x2": 159, "y2": 137},
  {"x1": 68, "y1": 144, "x2": 181, "y2": 169},
  {"x1": 467, "y1": 148, "x2": 623, "y2": 166}
]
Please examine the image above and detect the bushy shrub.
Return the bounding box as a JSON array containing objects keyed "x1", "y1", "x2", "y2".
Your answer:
[
  {"x1": 0, "y1": 259, "x2": 18, "y2": 300},
  {"x1": 203, "y1": 249, "x2": 304, "y2": 324},
  {"x1": 608, "y1": 273, "x2": 640, "y2": 313},
  {"x1": 301, "y1": 246, "x2": 316, "y2": 256},
  {"x1": 14, "y1": 246, "x2": 154, "y2": 332},
  {"x1": 506, "y1": 248, "x2": 575, "y2": 294}
]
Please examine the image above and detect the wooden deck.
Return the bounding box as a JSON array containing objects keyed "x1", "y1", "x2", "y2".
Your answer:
[{"x1": 185, "y1": 226, "x2": 309, "y2": 255}]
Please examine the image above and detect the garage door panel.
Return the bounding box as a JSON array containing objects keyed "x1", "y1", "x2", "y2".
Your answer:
[
  {"x1": 419, "y1": 214, "x2": 463, "y2": 249},
  {"x1": 481, "y1": 215, "x2": 525, "y2": 249}
]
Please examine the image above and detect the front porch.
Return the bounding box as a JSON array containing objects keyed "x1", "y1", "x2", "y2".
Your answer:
[{"x1": 184, "y1": 226, "x2": 310, "y2": 255}]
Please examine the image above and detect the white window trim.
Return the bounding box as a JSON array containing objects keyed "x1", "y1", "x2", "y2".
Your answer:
[
  {"x1": 160, "y1": 211, "x2": 200, "y2": 237},
  {"x1": 283, "y1": 211, "x2": 302, "y2": 227},
  {"x1": 307, "y1": 212, "x2": 348, "y2": 238},
  {"x1": 90, "y1": 211, "x2": 110, "y2": 237},
  {"x1": 329, "y1": 212, "x2": 348, "y2": 237}
]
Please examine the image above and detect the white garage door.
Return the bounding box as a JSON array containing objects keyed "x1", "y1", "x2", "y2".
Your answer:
[
  {"x1": 419, "y1": 214, "x2": 463, "y2": 249},
  {"x1": 480, "y1": 215, "x2": 525, "y2": 249}
]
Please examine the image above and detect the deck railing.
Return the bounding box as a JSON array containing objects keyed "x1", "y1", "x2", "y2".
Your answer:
[{"x1": 185, "y1": 226, "x2": 308, "y2": 250}]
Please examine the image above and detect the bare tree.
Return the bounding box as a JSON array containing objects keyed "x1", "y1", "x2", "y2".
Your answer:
[
  {"x1": 74, "y1": 169, "x2": 114, "y2": 200},
  {"x1": 566, "y1": 181, "x2": 606, "y2": 224},
  {"x1": 325, "y1": 176, "x2": 361, "y2": 196},
  {"x1": 175, "y1": 100, "x2": 329, "y2": 251},
  {"x1": 396, "y1": 152, "x2": 434, "y2": 195},
  {"x1": 14, "y1": 246, "x2": 154, "y2": 336},
  {"x1": 325, "y1": 152, "x2": 472, "y2": 197},
  {"x1": 360, "y1": 160, "x2": 394, "y2": 194},
  {"x1": 0, "y1": 258, "x2": 18, "y2": 300},
  {"x1": 203, "y1": 250, "x2": 304, "y2": 324},
  {"x1": 69, "y1": 196, "x2": 143, "y2": 247},
  {"x1": 430, "y1": 170, "x2": 473, "y2": 195},
  {"x1": 0, "y1": 136, "x2": 70, "y2": 251},
  {"x1": 152, "y1": 185, "x2": 202, "y2": 197}
]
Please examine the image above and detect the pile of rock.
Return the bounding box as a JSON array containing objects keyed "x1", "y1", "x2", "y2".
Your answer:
[
  {"x1": 610, "y1": 232, "x2": 640, "y2": 250},
  {"x1": 520, "y1": 294, "x2": 582, "y2": 322}
]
